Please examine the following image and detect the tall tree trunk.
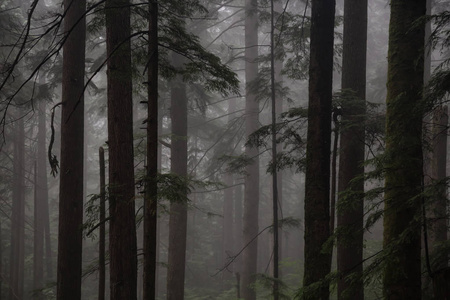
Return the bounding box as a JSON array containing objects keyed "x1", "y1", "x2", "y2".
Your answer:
[
  {"x1": 223, "y1": 97, "x2": 236, "y2": 284},
  {"x1": 34, "y1": 160, "x2": 44, "y2": 300},
  {"x1": 303, "y1": 0, "x2": 335, "y2": 299},
  {"x1": 36, "y1": 99, "x2": 53, "y2": 282},
  {"x1": 270, "y1": 0, "x2": 279, "y2": 298},
  {"x1": 166, "y1": 53, "x2": 188, "y2": 300},
  {"x1": 34, "y1": 95, "x2": 48, "y2": 299},
  {"x1": 336, "y1": 0, "x2": 367, "y2": 299},
  {"x1": 242, "y1": 0, "x2": 260, "y2": 299},
  {"x1": 10, "y1": 118, "x2": 25, "y2": 300},
  {"x1": 423, "y1": 0, "x2": 448, "y2": 280},
  {"x1": 98, "y1": 147, "x2": 106, "y2": 300},
  {"x1": 57, "y1": 0, "x2": 86, "y2": 299},
  {"x1": 429, "y1": 106, "x2": 448, "y2": 268},
  {"x1": 274, "y1": 0, "x2": 284, "y2": 270},
  {"x1": 383, "y1": 1, "x2": 426, "y2": 299},
  {"x1": 223, "y1": 174, "x2": 234, "y2": 283},
  {"x1": 106, "y1": 0, "x2": 138, "y2": 298},
  {"x1": 155, "y1": 115, "x2": 163, "y2": 298},
  {"x1": 43, "y1": 179, "x2": 52, "y2": 282},
  {"x1": 144, "y1": 1, "x2": 158, "y2": 299},
  {"x1": 234, "y1": 182, "x2": 243, "y2": 279}
]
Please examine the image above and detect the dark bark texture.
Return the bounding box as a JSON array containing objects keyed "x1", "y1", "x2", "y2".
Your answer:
[
  {"x1": 383, "y1": 1, "x2": 426, "y2": 299},
  {"x1": 429, "y1": 106, "x2": 448, "y2": 268},
  {"x1": 144, "y1": 1, "x2": 158, "y2": 299},
  {"x1": 336, "y1": 0, "x2": 367, "y2": 299},
  {"x1": 106, "y1": 0, "x2": 137, "y2": 299},
  {"x1": 303, "y1": 0, "x2": 335, "y2": 299},
  {"x1": 57, "y1": 1, "x2": 85, "y2": 298},
  {"x1": 98, "y1": 147, "x2": 106, "y2": 300}
]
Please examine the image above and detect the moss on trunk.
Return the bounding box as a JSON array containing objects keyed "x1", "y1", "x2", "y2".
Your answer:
[{"x1": 383, "y1": 1, "x2": 426, "y2": 299}]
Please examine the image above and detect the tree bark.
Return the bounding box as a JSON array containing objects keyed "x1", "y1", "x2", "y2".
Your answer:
[
  {"x1": 37, "y1": 99, "x2": 53, "y2": 282},
  {"x1": 234, "y1": 183, "x2": 243, "y2": 278},
  {"x1": 10, "y1": 118, "x2": 25, "y2": 300},
  {"x1": 143, "y1": 1, "x2": 158, "y2": 299},
  {"x1": 383, "y1": 1, "x2": 426, "y2": 299},
  {"x1": 34, "y1": 92, "x2": 49, "y2": 300},
  {"x1": 270, "y1": 0, "x2": 280, "y2": 298},
  {"x1": 223, "y1": 173, "x2": 234, "y2": 283},
  {"x1": 274, "y1": 0, "x2": 284, "y2": 270},
  {"x1": 98, "y1": 147, "x2": 106, "y2": 300},
  {"x1": 223, "y1": 97, "x2": 237, "y2": 284},
  {"x1": 34, "y1": 160, "x2": 43, "y2": 300},
  {"x1": 106, "y1": 0, "x2": 138, "y2": 299},
  {"x1": 303, "y1": 0, "x2": 335, "y2": 299},
  {"x1": 336, "y1": 0, "x2": 367, "y2": 299},
  {"x1": 242, "y1": 0, "x2": 260, "y2": 299},
  {"x1": 166, "y1": 53, "x2": 188, "y2": 300},
  {"x1": 57, "y1": 1, "x2": 86, "y2": 299},
  {"x1": 429, "y1": 106, "x2": 448, "y2": 269}
]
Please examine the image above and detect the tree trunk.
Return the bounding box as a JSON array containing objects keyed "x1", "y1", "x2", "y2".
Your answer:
[
  {"x1": 106, "y1": 0, "x2": 138, "y2": 298},
  {"x1": 57, "y1": 1, "x2": 86, "y2": 299},
  {"x1": 234, "y1": 182, "x2": 243, "y2": 278},
  {"x1": 36, "y1": 99, "x2": 53, "y2": 282},
  {"x1": 303, "y1": 0, "x2": 335, "y2": 299},
  {"x1": 429, "y1": 106, "x2": 448, "y2": 269},
  {"x1": 270, "y1": 0, "x2": 280, "y2": 298},
  {"x1": 34, "y1": 161, "x2": 43, "y2": 300},
  {"x1": 166, "y1": 53, "x2": 188, "y2": 300},
  {"x1": 143, "y1": 1, "x2": 158, "y2": 299},
  {"x1": 10, "y1": 118, "x2": 25, "y2": 300},
  {"x1": 223, "y1": 173, "x2": 234, "y2": 283},
  {"x1": 33, "y1": 162, "x2": 44, "y2": 299},
  {"x1": 98, "y1": 147, "x2": 106, "y2": 300},
  {"x1": 34, "y1": 94, "x2": 49, "y2": 299},
  {"x1": 155, "y1": 115, "x2": 163, "y2": 298},
  {"x1": 43, "y1": 182, "x2": 52, "y2": 283},
  {"x1": 223, "y1": 97, "x2": 236, "y2": 284},
  {"x1": 274, "y1": 0, "x2": 284, "y2": 270},
  {"x1": 336, "y1": 0, "x2": 367, "y2": 299},
  {"x1": 383, "y1": 1, "x2": 426, "y2": 299},
  {"x1": 242, "y1": 0, "x2": 260, "y2": 298}
]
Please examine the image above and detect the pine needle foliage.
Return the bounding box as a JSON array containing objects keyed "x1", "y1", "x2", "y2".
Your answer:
[{"x1": 128, "y1": 0, "x2": 241, "y2": 96}]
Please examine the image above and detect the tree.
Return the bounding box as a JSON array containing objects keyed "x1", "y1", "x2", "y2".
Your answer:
[
  {"x1": 34, "y1": 98, "x2": 48, "y2": 300},
  {"x1": 428, "y1": 105, "x2": 448, "y2": 270},
  {"x1": 422, "y1": 1, "x2": 448, "y2": 295},
  {"x1": 222, "y1": 97, "x2": 237, "y2": 285},
  {"x1": 40, "y1": 105, "x2": 53, "y2": 283},
  {"x1": 98, "y1": 147, "x2": 106, "y2": 300},
  {"x1": 242, "y1": 0, "x2": 260, "y2": 299},
  {"x1": 336, "y1": 0, "x2": 367, "y2": 299},
  {"x1": 9, "y1": 117, "x2": 25, "y2": 300},
  {"x1": 166, "y1": 52, "x2": 188, "y2": 300},
  {"x1": 106, "y1": 0, "x2": 137, "y2": 298},
  {"x1": 274, "y1": 0, "x2": 284, "y2": 278},
  {"x1": 143, "y1": 0, "x2": 158, "y2": 299},
  {"x1": 302, "y1": 0, "x2": 335, "y2": 299},
  {"x1": 57, "y1": 0, "x2": 86, "y2": 298},
  {"x1": 269, "y1": 0, "x2": 280, "y2": 298},
  {"x1": 383, "y1": 0, "x2": 426, "y2": 299}
]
